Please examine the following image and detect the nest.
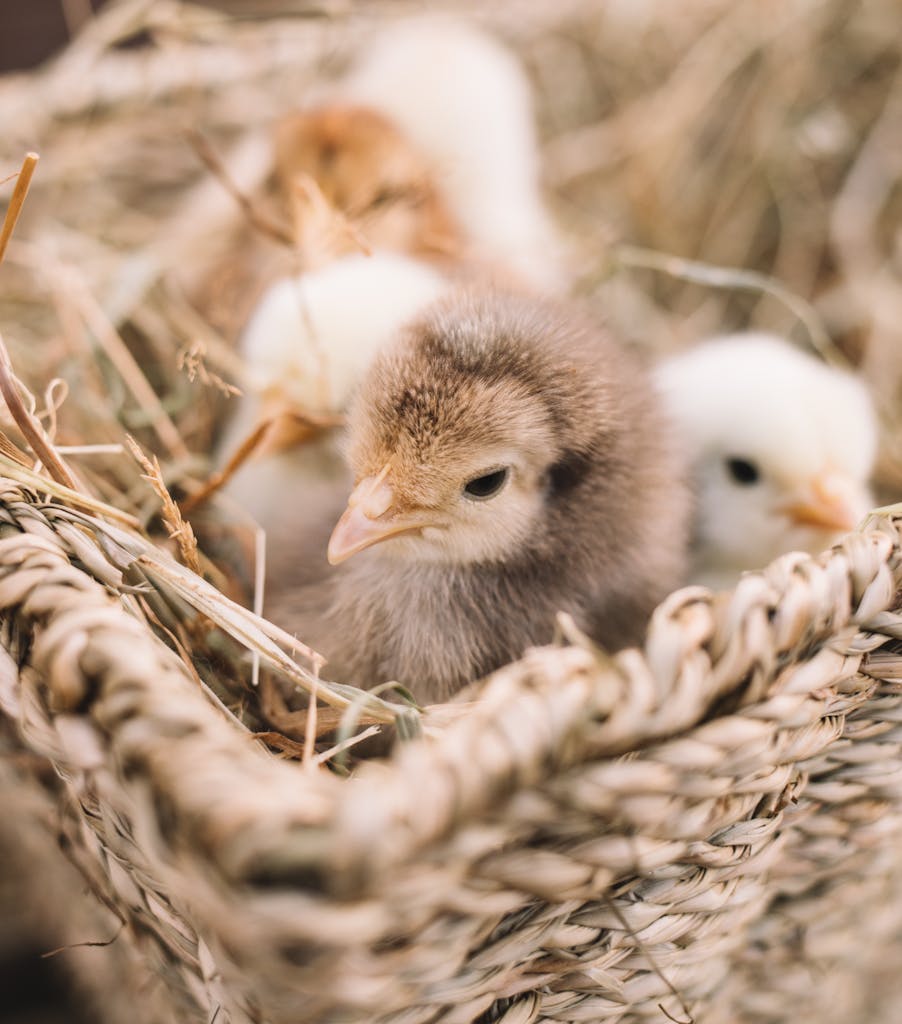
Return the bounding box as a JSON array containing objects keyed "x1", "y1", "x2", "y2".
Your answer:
[{"x1": 2, "y1": 1, "x2": 902, "y2": 1022}]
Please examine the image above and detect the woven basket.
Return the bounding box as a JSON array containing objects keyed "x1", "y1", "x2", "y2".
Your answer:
[
  {"x1": 3, "y1": 473, "x2": 902, "y2": 1023},
  {"x1": 4, "y1": 2, "x2": 902, "y2": 1021}
]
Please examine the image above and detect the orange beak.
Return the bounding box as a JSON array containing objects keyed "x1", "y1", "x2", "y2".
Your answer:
[
  {"x1": 780, "y1": 471, "x2": 866, "y2": 534},
  {"x1": 327, "y1": 465, "x2": 440, "y2": 565}
]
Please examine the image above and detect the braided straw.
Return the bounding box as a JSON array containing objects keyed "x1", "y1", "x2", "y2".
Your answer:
[{"x1": 2, "y1": 474, "x2": 902, "y2": 1023}]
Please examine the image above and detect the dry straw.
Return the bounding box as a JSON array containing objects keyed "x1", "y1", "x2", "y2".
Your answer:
[{"x1": 2, "y1": 1, "x2": 902, "y2": 1022}]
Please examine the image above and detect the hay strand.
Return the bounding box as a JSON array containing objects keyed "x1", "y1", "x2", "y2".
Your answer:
[
  {"x1": 0, "y1": 333, "x2": 80, "y2": 491},
  {"x1": 125, "y1": 434, "x2": 201, "y2": 575},
  {"x1": 0, "y1": 152, "x2": 38, "y2": 265},
  {"x1": 613, "y1": 244, "x2": 838, "y2": 365}
]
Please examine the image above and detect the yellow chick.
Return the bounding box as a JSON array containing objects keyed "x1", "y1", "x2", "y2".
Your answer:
[{"x1": 655, "y1": 332, "x2": 877, "y2": 589}]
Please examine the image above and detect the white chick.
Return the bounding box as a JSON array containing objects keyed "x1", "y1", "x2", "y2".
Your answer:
[
  {"x1": 221, "y1": 251, "x2": 450, "y2": 532},
  {"x1": 655, "y1": 332, "x2": 877, "y2": 590},
  {"x1": 340, "y1": 17, "x2": 568, "y2": 292}
]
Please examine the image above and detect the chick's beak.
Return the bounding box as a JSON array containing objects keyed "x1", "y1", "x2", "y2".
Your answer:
[
  {"x1": 781, "y1": 471, "x2": 865, "y2": 533},
  {"x1": 327, "y1": 465, "x2": 438, "y2": 565}
]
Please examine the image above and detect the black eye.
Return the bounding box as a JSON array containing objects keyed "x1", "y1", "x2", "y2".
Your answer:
[
  {"x1": 726, "y1": 457, "x2": 761, "y2": 485},
  {"x1": 463, "y1": 467, "x2": 509, "y2": 500}
]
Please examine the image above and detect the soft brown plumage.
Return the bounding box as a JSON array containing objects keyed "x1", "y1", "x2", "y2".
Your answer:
[
  {"x1": 268, "y1": 289, "x2": 691, "y2": 705},
  {"x1": 273, "y1": 104, "x2": 460, "y2": 267}
]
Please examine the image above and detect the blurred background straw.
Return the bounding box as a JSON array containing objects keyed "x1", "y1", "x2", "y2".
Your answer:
[{"x1": 2, "y1": 0, "x2": 901, "y2": 504}]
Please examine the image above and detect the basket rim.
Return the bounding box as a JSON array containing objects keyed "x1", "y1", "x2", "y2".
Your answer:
[{"x1": 1, "y1": 475, "x2": 900, "y2": 898}]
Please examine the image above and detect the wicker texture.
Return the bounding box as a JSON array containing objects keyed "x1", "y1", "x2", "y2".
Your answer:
[
  {"x1": 2, "y1": 476, "x2": 902, "y2": 1023},
  {"x1": 2, "y1": 1, "x2": 902, "y2": 1020}
]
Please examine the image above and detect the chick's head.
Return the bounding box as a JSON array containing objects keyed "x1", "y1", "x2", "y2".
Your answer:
[
  {"x1": 657, "y1": 333, "x2": 877, "y2": 577},
  {"x1": 328, "y1": 291, "x2": 601, "y2": 567},
  {"x1": 274, "y1": 105, "x2": 458, "y2": 265}
]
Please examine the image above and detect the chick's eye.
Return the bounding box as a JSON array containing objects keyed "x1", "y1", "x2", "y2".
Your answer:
[
  {"x1": 366, "y1": 187, "x2": 400, "y2": 210},
  {"x1": 463, "y1": 467, "x2": 509, "y2": 501},
  {"x1": 726, "y1": 457, "x2": 761, "y2": 485}
]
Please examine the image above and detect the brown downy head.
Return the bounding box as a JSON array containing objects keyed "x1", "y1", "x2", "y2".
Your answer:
[
  {"x1": 327, "y1": 288, "x2": 682, "y2": 578},
  {"x1": 274, "y1": 105, "x2": 460, "y2": 266}
]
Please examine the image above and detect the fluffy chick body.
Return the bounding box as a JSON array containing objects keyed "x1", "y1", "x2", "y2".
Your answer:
[
  {"x1": 271, "y1": 290, "x2": 690, "y2": 703},
  {"x1": 656, "y1": 332, "x2": 877, "y2": 589}
]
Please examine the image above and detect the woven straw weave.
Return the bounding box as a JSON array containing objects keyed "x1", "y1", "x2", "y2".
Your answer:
[{"x1": 2, "y1": 472, "x2": 902, "y2": 1024}]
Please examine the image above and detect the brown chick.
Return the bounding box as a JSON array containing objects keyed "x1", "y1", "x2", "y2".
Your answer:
[
  {"x1": 273, "y1": 104, "x2": 460, "y2": 267},
  {"x1": 269, "y1": 289, "x2": 691, "y2": 705}
]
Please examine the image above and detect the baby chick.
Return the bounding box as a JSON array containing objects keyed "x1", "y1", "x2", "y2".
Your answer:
[
  {"x1": 340, "y1": 17, "x2": 568, "y2": 291},
  {"x1": 270, "y1": 289, "x2": 690, "y2": 704},
  {"x1": 220, "y1": 251, "x2": 451, "y2": 533},
  {"x1": 655, "y1": 332, "x2": 877, "y2": 589}
]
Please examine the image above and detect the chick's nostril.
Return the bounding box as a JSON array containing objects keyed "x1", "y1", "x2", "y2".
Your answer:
[
  {"x1": 360, "y1": 480, "x2": 394, "y2": 519},
  {"x1": 347, "y1": 466, "x2": 395, "y2": 519}
]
